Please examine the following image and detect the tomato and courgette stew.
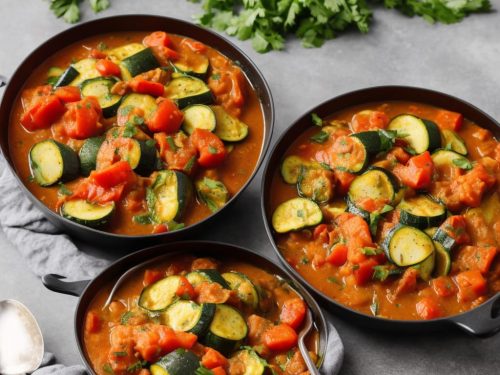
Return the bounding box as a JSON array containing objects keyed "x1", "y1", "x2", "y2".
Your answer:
[
  {"x1": 83, "y1": 256, "x2": 320, "y2": 375},
  {"x1": 270, "y1": 102, "x2": 500, "y2": 320},
  {"x1": 9, "y1": 31, "x2": 264, "y2": 234}
]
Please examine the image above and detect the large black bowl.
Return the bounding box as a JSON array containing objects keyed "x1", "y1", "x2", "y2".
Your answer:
[
  {"x1": 261, "y1": 85, "x2": 500, "y2": 336},
  {"x1": 0, "y1": 15, "x2": 274, "y2": 248},
  {"x1": 41, "y1": 241, "x2": 329, "y2": 374}
]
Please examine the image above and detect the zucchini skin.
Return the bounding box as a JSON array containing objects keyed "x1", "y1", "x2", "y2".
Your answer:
[
  {"x1": 432, "y1": 228, "x2": 458, "y2": 252},
  {"x1": 272, "y1": 197, "x2": 323, "y2": 233},
  {"x1": 60, "y1": 200, "x2": 115, "y2": 228},
  {"x1": 78, "y1": 136, "x2": 105, "y2": 177},
  {"x1": 162, "y1": 301, "x2": 215, "y2": 337},
  {"x1": 150, "y1": 349, "x2": 200, "y2": 375},
  {"x1": 138, "y1": 275, "x2": 182, "y2": 312},
  {"x1": 186, "y1": 269, "x2": 230, "y2": 289},
  {"x1": 165, "y1": 76, "x2": 214, "y2": 109},
  {"x1": 122, "y1": 48, "x2": 160, "y2": 77},
  {"x1": 135, "y1": 140, "x2": 160, "y2": 177},
  {"x1": 383, "y1": 224, "x2": 435, "y2": 267},
  {"x1": 54, "y1": 66, "x2": 79, "y2": 87},
  {"x1": 80, "y1": 77, "x2": 122, "y2": 118},
  {"x1": 398, "y1": 195, "x2": 447, "y2": 229},
  {"x1": 29, "y1": 140, "x2": 80, "y2": 186},
  {"x1": 351, "y1": 131, "x2": 381, "y2": 154}
]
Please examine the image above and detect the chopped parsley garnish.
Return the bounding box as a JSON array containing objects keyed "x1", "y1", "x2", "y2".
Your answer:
[
  {"x1": 311, "y1": 112, "x2": 323, "y2": 126},
  {"x1": 310, "y1": 130, "x2": 329, "y2": 144}
]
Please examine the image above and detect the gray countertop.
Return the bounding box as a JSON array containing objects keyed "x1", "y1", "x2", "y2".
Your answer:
[{"x1": 1, "y1": 1, "x2": 499, "y2": 374}]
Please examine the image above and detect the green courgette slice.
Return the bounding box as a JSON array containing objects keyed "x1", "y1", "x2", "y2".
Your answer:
[
  {"x1": 433, "y1": 241, "x2": 451, "y2": 277},
  {"x1": 186, "y1": 269, "x2": 230, "y2": 289},
  {"x1": 118, "y1": 93, "x2": 158, "y2": 120},
  {"x1": 297, "y1": 166, "x2": 334, "y2": 204},
  {"x1": 79, "y1": 136, "x2": 105, "y2": 177},
  {"x1": 211, "y1": 105, "x2": 249, "y2": 142},
  {"x1": 172, "y1": 56, "x2": 210, "y2": 79},
  {"x1": 351, "y1": 130, "x2": 383, "y2": 154},
  {"x1": 80, "y1": 77, "x2": 122, "y2": 118},
  {"x1": 229, "y1": 349, "x2": 267, "y2": 375},
  {"x1": 383, "y1": 225, "x2": 435, "y2": 267},
  {"x1": 29, "y1": 139, "x2": 79, "y2": 186},
  {"x1": 121, "y1": 48, "x2": 160, "y2": 77},
  {"x1": 413, "y1": 251, "x2": 435, "y2": 281},
  {"x1": 69, "y1": 58, "x2": 100, "y2": 86},
  {"x1": 432, "y1": 227, "x2": 458, "y2": 252},
  {"x1": 441, "y1": 129, "x2": 468, "y2": 155},
  {"x1": 388, "y1": 114, "x2": 441, "y2": 154},
  {"x1": 222, "y1": 272, "x2": 259, "y2": 309},
  {"x1": 281, "y1": 155, "x2": 310, "y2": 184},
  {"x1": 54, "y1": 66, "x2": 79, "y2": 87},
  {"x1": 195, "y1": 177, "x2": 229, "y2": 213},
  {"x1": 203, "y1": 304, "x2": 248, "y2": 356},
  {"x1": 272, "y1": 197, "x2": 323, "y2": 233},
  {"x1": 182, "y1": 104, "x2": 216, "y2": 134},
  {"x1": 398, "y1": 195, "x2": 447, "y2": 229},
  {"x1": 60, "y1": 200, "x2": 115, "y2": 228},
  {"x1": 150, "y1": 349, "x2": 200, "y2": 375},
  {"x1": 162, "y1": 301, "x2": 215, "y2": 336},
  {"x1": 138, "y1": 275, "x2": 183, "y2": 312},
  {"x1": 165, "y1": 76, "x2": 213, "y2": 109},
  {"x1": 431, "y1": 149, "x2": 471, "y2": 170}
]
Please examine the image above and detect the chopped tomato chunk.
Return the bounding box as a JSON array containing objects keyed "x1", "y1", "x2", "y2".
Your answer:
[
  {"x1": 351, "y1": 110, "x2": 389, "y2": 132},
  {"x1": 96, "y1": 59, "x2": 121, "y2": 77},
  {"x1": 62, "y1": 97, "x2": 102, "y2": 139},
  {"x1": 279, "y1": 298, "x2": 306, "y2": 330},
  {"x1": 455, "y1": 246, "x2": 497, "y2": 274},
  {"x1": 85, "y1": 311, "x2": 100, "y2": 334},
  {"x1": 431, "y1": 276, "x2": 457, "y2": 298},
  {"x1": 416, "y1": 297, "x2": 442, "y2": 320},
  {"x1": 263, "y1": 324, "x2": 298, "y2": 351},
  {"x1": 326, "y1": 243, "x2": 348, "y2": 266},
  {"x1": 147, "y1": 98, "x2": 183, "y2": 133},
  {"x1": 211, "y1": 367, "x2": 227, "y2": 375},
  {"x1": 455, "y1": 270, "x2": 487, "y2": 302},
  {"x1": 54, "y1": 86, "x2": 81, "y2": 103},
  {"x1": 201, "y1": 348, "x2": 228, "y2": 369},
  {"x1": 143, "y1": 31, "x2": 179, "y2": 63},
  {"x1": 435, "y1": 110, "x2": 463, "y2": 131},
  {"x1": 130, "y1": 78, "x2": 165, "y2": 97},
  {"x1": 352, "y1": 258, "x2": 378, "y2": 285},
  {"x1": 393, "y1": 151, "x2": 434, "y2": 189},
  {"x1": 190, "y1": 129, "x2": 227, "y2": 168},
  {"x1": 90, "y1": 161, "x2": 134, "y2": 189},
  {"x1": 20, "y1": 94, "x2": 66, "y2": 131},
  {"x1": 175, "y1": 276, "x2": 196, "y2": 300},
  {"x1": 394, "y1": 268, "x2": 418, "y2": 297},
  {"x1": 181, "y1": 38, "x2": 207, "y2": 53},
  {"x1": 143, "y1": 269, "x2": 163, "y2": 287}
]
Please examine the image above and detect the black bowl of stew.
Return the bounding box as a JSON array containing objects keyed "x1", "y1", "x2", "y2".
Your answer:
[
  {"x1": 0, "y1": 15, "x2": 274, "y2": 248},
  {"x1": 261, "y1": 85, "x2": 500, "y2": 335},
  {"x1": 41, "y1": 241, "x2": 330, "y2": 374}
]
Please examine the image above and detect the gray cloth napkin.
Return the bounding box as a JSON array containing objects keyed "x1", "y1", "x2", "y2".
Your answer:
[
  {"x1": 32, "y1": 353, "x2": 87, "y2": 375},
  {"x1": 0, "y1": 155, "x2": 109, "y2": 280}
]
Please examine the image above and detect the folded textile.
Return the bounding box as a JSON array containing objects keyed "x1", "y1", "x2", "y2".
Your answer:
[{"x1": 31, "y1": 353, "x2": 87, "y2": 375}]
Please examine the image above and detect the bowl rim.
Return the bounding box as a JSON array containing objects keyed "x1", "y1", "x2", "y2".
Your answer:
[
  {"x1": 0, "y1": 14, "x2": 275, "y2": 239},
  {"x1": 72, "y1": 240, "x2": 330, "y2": 373},
  {"x1": 260, "y1": 84, "x2": 500, "y2": 326}
]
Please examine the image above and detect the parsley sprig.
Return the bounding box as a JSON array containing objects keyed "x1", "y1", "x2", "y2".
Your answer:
[{"x1": 49, "y1": 0, "x2": 109, "y2": 24}]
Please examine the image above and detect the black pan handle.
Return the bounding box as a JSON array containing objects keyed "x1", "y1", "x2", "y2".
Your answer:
[
  {"x1": 450, "y1": 293, "x2": 500, "y2": 337},
  {"x1": 42, "y1": 274, "x2": 90, "y2": 297},
  {"x1": 0, "y1": 75, "x2": 7, "y2": 88}
]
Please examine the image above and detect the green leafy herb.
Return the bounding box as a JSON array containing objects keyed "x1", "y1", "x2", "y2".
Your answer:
[
  {"x1": 310, "y1": 130, "x2": 329, "y2": 144},
  {"x1": 167, "y1": 221, "x2": 185, "y2": 231},
  {"x1": 184, "y1": 156, "x2": 196, "y2": 173},
  {"x1": 327, "y1": 276, "x2": 341, "y2": 285},
  {"x1": 300, "y1": 257, "x2": 309, "y2": 265},
  {"x1": 361, "y1": 247, "x2": 383, "y2": 256},
  {"x1": 133, "y1": 214, "x2": 153, "y2": 225},
  {"x1": 46, "y1": 76, "x2": 60, "y2": 86},
  {"x1": 97, "y1": 41, "x2": 108, "y2": 51},
  {"x1": 126, "y1": 360, "x2": 147, "y2": 373},
  {"x1": 404, "y1": 146, "x2": 417, "y2": 155},
  {"x1": 372, "y1": 265, "x2": 403, "y2": 282},
  {"x1": 211, "y1": 73, "x2": 221, "y2": 80},
  {"x1": 89, "y1": 0, "x2": 110, "y2": 13},
  {"x1": 113, "y1": 351, "x2": 127, "y2": 357},
  {"x1": 120, "y1": 311, "x2": 134, "y2": 325},
  {"x1": 369, "y1": 205, "x2": 393, "y2": 236},
  {"x1": 123, "y1": 122, "x2": 137, "y2": 138},
  {"x1": 452, "y1": 158, "x2": 473, "y2": 170},
  {"x1": 103, "y1": 363, "x2": 114, "y2": 375},
  {"x1": 58, "y1": 183, "x2": 73, "y2": 196},
  {"x1": 311, "y1": 113, "x2": 323, "y2": 126},
  {"x1": 118, "y1": 105, "x2": 133, "y2": 117},
  {"x1": 208, "y1": 145, "x2": 218, "y2": 154},
  {"x1": 370, "y1": 298, "x2": 379, "y2": 316},
  {"x1": 145, "y1": 139, "x2": 156, "y2": 148},
  {"x1": 378, "y1": 129, "x2": 399, "y2": 152},
  {"x1": 319, "y1": 162, "x2": 333, "y2": 171},
  {"x1": 49, "y1": 0, "x2": 110, "y2": 24},
  {"x1": 195, "y1": 367, "x2": 214, "y2": 375},
  {"x1": 166, "y1": 136, "x2": 178, "y2": 151}
]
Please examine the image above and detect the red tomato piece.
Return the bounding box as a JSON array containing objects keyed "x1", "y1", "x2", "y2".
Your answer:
[
  {"x1": 393, "y1": 151, "x2": 434, "y2": 189},
  {"x1": 175, "y1": 330, "x2": 197, "y2": 349},
  {"x1": 351, "y1": 110, "x2": 389, "y2": 132},
  {"x1": 143, "y1": 31, "x2": 173, "y2": 47},
  {"x1": 326, "y1": 243, "x2": 348, "y2": 266},
  {"x1": 54, "y1": 86, "x2": 81, "y2": 103},
  {"x1": 89, "y1": 48, "x2": 107, "y2": 59},
  {"x1": 96, "y1": 59, "x2": 121, "y2": 77},
  {"x1": 130, "y1": 78, "x2": 165, "y2": 97},
  {"x1": 431, "y1": 276, "x2": 457, "y2": 298},
  {"x1": 263, "y1": 324, "x2": 298, "y2": 352},
  {"x1": 62, "y1": 97, "x2": 102, "y2": 139},
  {"x1": 152, "y1": 224, "x2": 168, "y2": 234},
  {"x1": 416, "y1": 297, "x2": 442, "y2": 320},
  {"x1": 279, "y1": 298, "x2": 306, "y2": 330},
  {"x1": 175, "y1": 276, "x2": 196, "y2": 300},
  {"x1": 85, "y1": 311, "x2": 100, "y2": 334},
  {"x1": 313, "y1": 224, "x2": 328, "y2": 241},
  {"x1": 90, "y1": 161, "x2": 134, "y2": 189},
  {"x1": 143, "y1": 269, "x2": 163, "y2": 287},
  {"x1": 353, "y1": 258, "x2": 378, "y2": 285},
  {"x1": 20, "y1": 94, "x2": 66, "y2": 131},
  {"x1": 190, "y1": 129, "x2": 227, "y2": 168},
  {"x1": 211, "y1": 367, "x2": 227, "y2": 375},
  {"x1": 435, "y1": 110, "x2": 463, "y2": 131},
  {"x1": 455, "y1": 270, "x2": 487, "y2": 302},
  {"x1": 147, "y1": 98, "x2": 183, "y2": 133},
  {"x1": 201, "y1": 348, "x2": 228, "y2": 369},
  {"x1": 181, "y1": 38, "x2": 208, "y2": 53}
]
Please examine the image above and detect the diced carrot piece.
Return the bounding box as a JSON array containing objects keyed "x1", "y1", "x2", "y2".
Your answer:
[
  {"x1": 279, "y1": 298, "x2": 306, "y2": 330},
  {"x1": 85, "y1": 311, "x2": 100, "y2": 334},
  {"x1": 353, "y1": 258, "x2": 378, "y2": 285},
  {"x1": 130, "y1": 78, "x2": 165, "y2": 97},
  {"x1": 393, "y1": 151, "x2": 434, "y2": 190},
  {"x1": 201, "y1": 348, "x2": 228, "y2": 369},
  {"x1": 326, "y1": 243, "x2": 348, "y2": 266},
  {"x1": 351, "y1": 110, "x2": 389, "y2": 132},
  {"x1": 455, "y1": 246, "x2": 497, "y2": 274},
  {"x1": 175, "y1": 330, "x2": 197, "y2": 349},
  {"x1": 263, "y1": 324, "x2": 298, "y2": 351},
  {"x1": 431, "y1": 276, "x2": 457, "y2": 298},
  {"x1": 394, "y1": 268, "x2": 418, "y2": 297},
  {"x1": 455, "y1": 270, "x2": 487, "y2": 302},
  {"x1": 435, "y1": 110, "x2": 463, "y2": 131},
  {"x1": 211, "y1": 367, "x2": 227, "y2": 375},
  {"x1": 416, "y1": 297, "x2": 442, "y2": 320},
  {"x1": 175, "y1": 276, "x2": 196, "y2": 300},
  {"x1": 440, "y1": 216, "x2": 469, "y2": 245},
  {"x1": 143, "y1": 269, "x2": 163, "y2": 287}
]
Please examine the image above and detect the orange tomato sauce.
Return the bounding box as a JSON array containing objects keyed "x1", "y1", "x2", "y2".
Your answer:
[
  {"x1": 8, "y1": 32, "x2": 264, "y2": 235},
  {"x1": 269, "y1": 101, "x2": 500, "y2": 320}
]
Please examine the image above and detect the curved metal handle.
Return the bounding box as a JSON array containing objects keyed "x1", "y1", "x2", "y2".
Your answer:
[
  {"x1": 450, "y1": 293, "x2": 500, "y2": 337},
  {"x1": 42, "y1": 274, "x2": 90, "y2": 297},
  {"x1": 0, "y1": 75, "x2": 7, "y2": 88}
]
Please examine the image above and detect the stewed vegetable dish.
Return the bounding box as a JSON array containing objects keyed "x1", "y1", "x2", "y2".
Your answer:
[
  {"x1": 270, "y1": 102, "x2": 500, "y2": 320},
  {"x1": 9, "y1": 31, "x2": 264, "y2": 234},
  {"x1": 84, "y1": 256, "x2": 319, "y2": 375}
]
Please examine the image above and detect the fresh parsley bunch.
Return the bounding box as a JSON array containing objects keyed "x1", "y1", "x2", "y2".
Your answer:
[{"x1": 49, "y1": 0, "x2": 110, "y2": 23}]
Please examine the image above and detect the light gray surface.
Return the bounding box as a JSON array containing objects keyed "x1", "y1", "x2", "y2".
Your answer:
[{"x1": 0, "y1": 1, "x2": 499, "y2": 374}]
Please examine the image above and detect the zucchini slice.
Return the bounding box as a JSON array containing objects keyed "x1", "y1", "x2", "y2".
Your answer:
[
  {"x1": 60, "y1": 200, "x2": 115, "y2": 228},
  {"x1": 229, "y1": 349, "x2": 266, "y2": 375},
  {"x1": 432, "y1": 227, "x2": 458, "y2": 252},
  {"x1": 108, "y1": 43, "x2": 145, "y2": 61},
  {"x1": 121, "y1": 48, "x2": 160, "y2": 77},
  {"x1": 414, "y1": 251, "x2": 435, "y2": 281},
  {"x1": 116, "y1": 139, "x2": 158, "y2": 176},
  {"x1": 54, "y1": 66, "x2": 79, "y2": 87},
  {"x1": 195, "y1": 177, "x2": 229, "y2": 213},
  {"x1": 387, "y1": 115, "x2": 441, "y2": 154},
  {"x1": 433, "y1": 241, "x2": 451, "y2": 277},
  {"x1": 272, "y1": 197, "x2": 323, "y2": 233},
  {"x1": 204, "y1": 304, "x2": 248, "y2": 356},
  {"x1": 347, "y1": 167, "x2": 399, "y2": 217},
  {"x1": 165, "y1": 76, "x2": 213, "y2": 109},
  {"x1": 186, "y1": 269, "x2": 230, "y2": 289},
  {"x1": 162, "y1": 301, "x2": 215, "y2": 336},
  {"x1": 222, "y1": 272, "x2": 259, "y2": 309},
  {"x1": 431, "y1": 149, "x2": 471, "y2": 170},
  {"x1": 297, "y1": 166, "x2": 334, "y2": 204},
  {"x1": 351, "y1": 130, "x2": 382, "y2": 154},
  {"x1": 79, "y1": 136, "x2": 105, "y2": 176},
  {"x1": 138, "y1": 275, "x2": 183, "y2": 312},
  {"x1": 69, "y1": 58, "x2": 100, "y2": 86},
  {"x1": 172, "y1": 56, "x2": 210, "y2": 79},
  {"x1": 398, "y1": 195, "x2": 447, "y2": 229},
  {"x1": 182, "y1": 104, "x2": 216, "y2": 134},
  {"x1": 80, "y1": 77, "x2": 122, "y2": 118},
  {"x1": 29, "y1": 140, "x2": 79, "y2": 186},
  {"x1": 211, "y1": 105, "x2": 249, "y2": 142},
  {"x1": 150, "y1": 349, "x2": 200, "y2": 375},
  {"x1": 118, "y1": 93, "x2": 158, "y2": 120},
  {"x1": 441, "y1": 129, "x2": 468, "y2": 155},
  {"x1": 383, "y1": 225, "x2": 435, "y2": 267},
  {"x1": 330, "y1": 135, "x2": 369, "y2": 174},
  {"x1": 280, "y1": 155, "x2": 317, "y2": 184},
  {"x1": 147, "y1": 170, "x2": 193, "y2": 223}
]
